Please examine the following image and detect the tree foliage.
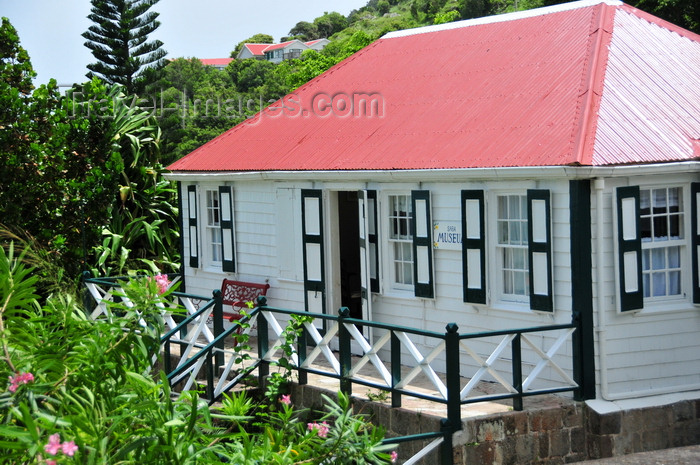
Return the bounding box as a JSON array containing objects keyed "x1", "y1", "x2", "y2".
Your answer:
[
  {"x1": 629, "y1": 0, "x2": 698, "y2": 33},
  {"x1": 287, "y1": 21, "x2": 319, "y2": 41},
  {"x1": 0, "y1": 253, "x2": 396, "y2": 464},
  {"x1": 143, "y1": 58, "x2": 254, "y2": 163},
  {"x1": 1, "y1": 19, "x2": 123, "y2": 280},
  {"x1": 83, "y1": 0, "x2": 167, "y2": 93},
  {"x1": 1, "y1": 17, "x2": 178, "y2": 282},
  {"x1": 313, "y1": 11, "x2": 349, "y2": 38},
  {"x1": 276, "y1": 30, "x2": 378, "y2": 91}
]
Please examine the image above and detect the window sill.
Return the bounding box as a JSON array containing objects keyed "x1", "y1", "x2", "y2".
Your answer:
[
  {"x1": 193, "y1": 265, "x2": 224, "y2": 275},
  {"x1": 380, "y1": 289, "x2": 417, "y2": 301},
  {"x1": 490, "y1": 300, "x2": 534, "y2": 314},
  {"x1": 633, "y1": 298, "x2": 696, "y2": 316}
]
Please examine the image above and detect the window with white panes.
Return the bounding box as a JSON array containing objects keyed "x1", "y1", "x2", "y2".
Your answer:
[
  {"x1": 497, "y1": 194, "x2": 529, "y2": 302},
  {"x1": 388, "y1": 194, "x2": 413, "y2": 289},
  {"x1": 640, "y1": 187, "x2": 684, "y2": 299},
  {"x1": 205, "y1": 190, "x2": 223, "y2": 264}
]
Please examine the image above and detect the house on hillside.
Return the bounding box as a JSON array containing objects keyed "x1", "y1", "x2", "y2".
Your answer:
[
  {"x1": 237, "y1": 43, "x2": 271, "y2": 60},
  {"x1": 236, "y1": 39, "x2": 330, "y2": 62},
  {"x1": 305, "y1": 38, "x2": 331, "y2": 51},
  {"x1": 166, "y1": 0, "x2": 700, "y2": 403},
  {"x1": 263, "y1": 39, "x2": 308, "y2": 63}
]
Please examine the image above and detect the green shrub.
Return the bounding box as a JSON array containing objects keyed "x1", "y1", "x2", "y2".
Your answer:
[{"x1": 0, "y1": 244, "x2": 396, "y2": 464}]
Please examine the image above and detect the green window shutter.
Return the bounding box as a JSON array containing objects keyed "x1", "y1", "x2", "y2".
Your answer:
[
  {"x1": 461, "y1": 190, "x2": 486, "y2": 304},
  {"x1": 616, "y1": 186, "x2": 643, "y2": 312},
  {"x1": 691, "y1": 182, "x2": 700, "y2": 304},
  {"x1": 411, "y1": 190, "x2": 434, "y2": 298},
  {"x1": 527, "y1": 189, "x2": 553, "y2": 312},
  {"x1": 301, "y1": 189, "x2": 326, "y2": 315},
  {"x1": 176, "y1": 182, "x2": 187, "y2": 291},
  {"x1": 187, "y1": 185, "x2": 199, "y2": 269},
  {"x1": 219, "y1": 186, "x2": 236, "y2": 273}
]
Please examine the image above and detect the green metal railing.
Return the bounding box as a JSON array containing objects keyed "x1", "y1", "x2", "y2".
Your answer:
[
  {"x1": 253, "y1": 298, "x2": 583, "y2": 431},
  {"x1": 82, "y1": 277, "x2": 588, "y2": 465}
]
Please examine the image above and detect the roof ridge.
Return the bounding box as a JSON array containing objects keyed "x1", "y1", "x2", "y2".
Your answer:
[
  {"x1": 382, "y1": 0, "x2": 623, "y2": 39},
  {"x1": 570, "y1": 2, "x2": 616, "y2": 165}
]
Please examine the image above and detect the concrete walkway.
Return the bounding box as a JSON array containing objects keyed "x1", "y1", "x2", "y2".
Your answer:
[{"x1": 572, "y1": 444, "x2": 700, "y2": 464}]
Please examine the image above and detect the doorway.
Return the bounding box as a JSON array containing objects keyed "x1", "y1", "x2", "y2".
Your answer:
[{"x1": 336, "y1": 191, "x2": 362, "y2": 319}]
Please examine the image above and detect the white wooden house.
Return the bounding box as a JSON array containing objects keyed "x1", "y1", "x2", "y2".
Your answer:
[
  {"x1": 166, "y1": 0, "x2": 700, "y2": 402},
  {"x1": 236, "y1": 39, "x2": 329, "y2": 62}
]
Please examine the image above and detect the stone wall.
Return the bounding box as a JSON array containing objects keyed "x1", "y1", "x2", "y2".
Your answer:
[
  {"x1": 585, "y1": 399, "x2": 700, "y2": 460},
  {"x1": 453, "y1": 403, "x2": 586, "y2": 465},
  {"x1": 289, "y1": 381, "x2": 700, "y2": 465}
]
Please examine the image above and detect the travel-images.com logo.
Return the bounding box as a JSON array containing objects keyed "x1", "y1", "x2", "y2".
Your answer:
[{"x1": 70, "y1": 90, "x2": 386, "y2": 124}]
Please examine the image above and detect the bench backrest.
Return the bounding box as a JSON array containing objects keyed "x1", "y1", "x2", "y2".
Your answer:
[{"x1": 220, "y1": 279, "x2": 270, "y2": 308}]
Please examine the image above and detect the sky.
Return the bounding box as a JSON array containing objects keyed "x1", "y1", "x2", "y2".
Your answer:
[{"x1": 1, "y1": 0, "x2": 369, "y2": 87}]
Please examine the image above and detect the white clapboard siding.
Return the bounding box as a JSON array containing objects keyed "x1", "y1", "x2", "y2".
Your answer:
[
  {"x1": 367, "y1": 180, "x2": 574, "y2": 388},
  {"x1": 593, "y1": 176, "x2": 700, "y2": 397},
  {"x1": 180, "y1": 174, "x2": 699, "y2": 399}
]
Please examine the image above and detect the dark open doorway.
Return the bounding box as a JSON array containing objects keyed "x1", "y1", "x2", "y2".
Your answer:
[{"x1": 336, "y1": 191, "x2": 362, "y2": 319}]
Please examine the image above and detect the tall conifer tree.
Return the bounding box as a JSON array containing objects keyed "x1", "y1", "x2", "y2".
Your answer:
[{"x1": 83, "y1": 0, "x2": 167, "y2": 93}]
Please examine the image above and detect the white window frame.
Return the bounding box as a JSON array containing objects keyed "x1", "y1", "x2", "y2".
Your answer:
[
  {"x1": 385, "y1": 192, "x2": 414, "y2": 293},
  {"x1": 204, "y1": 189, "x2": 223, "y2": 268},
  {"x1": 493, "y1": 193, "x2": 530, "y2": 306},
  {"x1": 639, "y1": 185, "x2": 689, "y2": 305}
]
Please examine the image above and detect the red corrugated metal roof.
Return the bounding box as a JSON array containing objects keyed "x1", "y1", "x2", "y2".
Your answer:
[
  {"x1": 169, "y1": 0, "x2": 700, "y2": 173},
  {"x1": 591, "y1": 4, "x2": 700, "y2": 165},
  {"x1": 242, "y1": 43, "x2": 270, "y2": 56},
  {"x1": 199, "y1": 58, "x2": 233, "y2": 66},
  {"x1": 263, "y1": 40, "x2": 299, "y2": 52}
]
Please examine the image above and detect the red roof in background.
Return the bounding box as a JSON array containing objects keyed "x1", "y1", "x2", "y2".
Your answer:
[
  {"x1": 242, "y1": 43, "x2": 271, "y2": 56},
  {"x1": 263, "y1": 40, "x2": 299, "y2": 52},
  {"x1": 199, "y1": 58, "x2": 233, "y2": 66},
  {"x1": 169, "y1": 0, "x2": 700, "y2": 173}
]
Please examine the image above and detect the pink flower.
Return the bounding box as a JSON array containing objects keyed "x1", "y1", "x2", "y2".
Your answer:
[
  {"x1": 8, "y1": 372, "x2": 34, "y2": 392},
  {"x1": 45, "y1": 460, "x2": 57, "y2": 465},
  {"x1": 280, "y1": 394, "x2": 291, "y2": 405},
  {"x1": 391, "y1": 450, "x2": 398, "y2": 463},
  {"x1": 307, "y1": 421, "x2": 330, "y2": 438},
  {"x1": 62, "y1": 440, "x2": 78, "y2": 456},
  {"x1": 154, "y1": 273, "x2": 171, "y2": 295},
  {"x1": 43, "y1": 433, "x2": 79, "y2": 458},
  {"x1": 44, "y1": 434, "x2": 62, "y2": 456}
]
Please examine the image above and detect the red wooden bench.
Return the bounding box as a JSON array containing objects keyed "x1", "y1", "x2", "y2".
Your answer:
[{"x1": 220, "y1": 279, "x2": 270, "y2": 322}]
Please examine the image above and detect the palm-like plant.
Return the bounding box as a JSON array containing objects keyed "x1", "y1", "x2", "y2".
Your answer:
[{"x1": 82, "y1": 83, "x2": 180, "y2": 276}]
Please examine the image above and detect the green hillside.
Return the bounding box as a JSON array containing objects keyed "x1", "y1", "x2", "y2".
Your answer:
[
  {"x1": 282, "y1": 0, "x2": 543, "y2": 47},
  {"x1": 284, "y1": 0, "x2": 696, "y2": 48}
]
